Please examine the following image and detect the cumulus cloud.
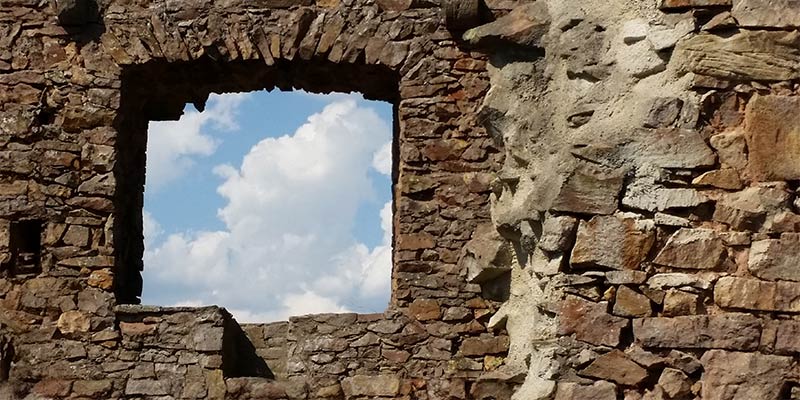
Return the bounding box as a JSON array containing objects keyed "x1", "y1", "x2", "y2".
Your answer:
[
  {"x1": 145, "y1": 93, "x2": 249, "y2": 190},
  {"x1": 142, "y1": 98, "x2": 393, "y2": 322}
]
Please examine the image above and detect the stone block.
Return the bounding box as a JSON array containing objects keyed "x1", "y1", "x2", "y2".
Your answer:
[
  {"x1": 613, "y1": 286, "x2": 653, "y2": 318},
  {"x1": 675, "y1": 31, "x2": 800, "y2": 81},
  {"x1": 461, "y1": 224, "x2": 513, "y2": 283},
  {"x1": 57, "y1": 311, "x2": 91, "y2": 334},
  {"x1": 555, "y1": 381, "x2": 617, "y2": 400},
  {"x1": 459, "y1": 336, "x2": 509, "y2": 356},
  {"x1": 463, "y1": 3, "x2": 550, "y2": 47},
  {"x1": 660, "y1": 0, "x2": 731, "y2": 9},
  {"x1": 538, "y1": 214, "x2": 578, "y2": 253},
  {"x1": 713, "y1": 185, "x2": 793, "y2": 232},
  {"x1": 72, "y1": 380, "x2": 113, "y2": 397},
  {"x1": 749, "y1": 235, "x2": 800, "y2": 281},
  {"x1": 714, "y1": 276, "x2": 800, "y2": 312},
  {"x1": 341, "y1": 375, "x2": 400, "y2": 397},
  {"x1": 558, "y1": 296, "x2": 628, "y2": 347},
  {"x1": 700, "y1": 350, "x2": 791, "y2": 400},
  {"x1": 633, "y1": 314, "x2": 761, "y2": 350},
  {"x1": 571, "y1": 214, "x2": 654, "y2": 270},
  {"x1": 657, "y1": 368, "x2": 691, "y2": 398},
  {"x1": 125, "y1": 379, "x2": 170, "y2": 396},
  {"x1": 550, "y1": 165, "x2": 625, "y2": 215},
  {"x1": 193, "y1": 327, "x2": 224, "y2": 352},
  {"x1": 626, "y1": 128, "x2": 716, "y2": 169},
  {"x1": 579, "y1": 350, "x2": 649, "y2": 386},
  {"x1": 662, "y1": 290, "x2": 700, "y2": 316},
  {"x1": 775, "y1": 319, "x2": 800, "y2": 354},
  {"x1": 654, "y1": 228, "x2": 726, "y2": 270},
  {"x1": 745, "y1": 95, "x2": 800, "y2": 181},
  {"x1": 409, "y1": 299, "x2": 441, "y2": 321},
  {"x1": 732, "y1": 0, "x2": 800, "y2": 28}
]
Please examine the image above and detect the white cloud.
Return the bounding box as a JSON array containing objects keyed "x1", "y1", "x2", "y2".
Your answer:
[
  {"x1": 142, "y1": 98, "x2": 393, "y2": 322},
  {"x1": 142, "y1": 211, "x2": 162, "y2": 250},
  {"x1": 145, "y1": 93, "x2": 249, "y2": 190},
  {"x1": 372, "y1": 141, "x2": 393, "y2": 176}
]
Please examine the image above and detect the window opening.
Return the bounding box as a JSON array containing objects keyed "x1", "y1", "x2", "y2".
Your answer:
[
  {"x1": 140, "y1": 90, "x2": 394, "y2": 323},
  {"x1": 8, "y1": 220, "x2": 42, "y2": 276}
]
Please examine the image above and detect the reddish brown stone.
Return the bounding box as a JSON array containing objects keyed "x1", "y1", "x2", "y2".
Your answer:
[
  {"x1": 409, "y1": 299, "x2": 441, "y2": 321},
  {"x1": 580, "y1": 350, "x2": 649, "y2": 386},
  {"x1": 32, "y1": 379, "x2": 72, "y2": 397},
  {"x1": 558, "y1": 296, "x2": 628, "y2": 347},
  {"x1": 660, "y1": 0, "x2": 731, "y2": 9},
  {"x1": 72, "y1": 380, "x2": 113, "y2": 397},
  {"x1": 700, "y1": 350, "x2": 791, "y2": 399},
  {"x1": 555, "y1": 381, "x2": 617, "y2": 400},
  {"x1": 571, "y1": 215, "x2": 655, "y2": 270},
  {"x1": 714, "y1": 276, "x2": 800, "y2": 312},
  {"x1": 396, "y1": 233, "x2": 436, "y2": 250},
  {"x1": 550, "y1": 165, "x2": 625, "y2": 215},
  {"x1": 459, "y1": 336, "x2": 509, "y2": 356},
  {"x1": 653, "y1": 228, "x2": 726, "y2": 270},
  {"x1": 613, "y1": 286, "x2": 653, "y2": 317},
  {"x1": 744, "y1": 95, "x2": 800, "y2": 181},
  {"x1": 774, "y1": 320, "x2": 800, "y2": 354},
  {"x1": 633, "y1": 314, "x2": 762, "y2": 350}
]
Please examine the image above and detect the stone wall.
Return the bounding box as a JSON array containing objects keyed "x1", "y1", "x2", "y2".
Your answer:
[
  {"x1": 3, "y1": 0, "x2": 800, "y2": 398},
  {"x1": 0, "y1": 0, "x2": 513, "y2": 398},
  {"x1": 477, "y1": 0, "x2": 800, "y2": 398}
]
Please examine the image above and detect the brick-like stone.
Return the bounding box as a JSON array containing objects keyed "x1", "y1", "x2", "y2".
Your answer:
[
  {"x1": 749, "y1": 235, "x2": 800, "y2": 281},
  {"x1": 579, "y1": 350, "x2": 648, "y2": 386},
  {"x1": 459, "y1": 336, "x2": 509, "y2": 356},
  {"x1": 125, "y1": 379, "x2": 170, "y2": 396},
  {"x1": 657, "y1": 368, "x2": 691, "y2": 398},
  {"x1": 732, "y1": 0, "x2": 800, "y2": 28},
  {"x1": 653, "y1": 228, "x2": 726, "y2": 270},
  {"x1": 558, "y1": 296, "x2": 628, "y2": 347},
  {"x1": 745, "y1": 95, "x2": 800, "y2": 181},
  {"x1": 550, "y1": 165, "x2": 625, "y2": 215},
  {"x1": 613, "y1": 286, "x2": 652, "y2": 317},
  {"x1": 662, "y1": 290, "x2": 700, "y2": 316},
  {"x1": 676, "y1": 31, "x2": 800, "y2": 81},
  {"x1": 341, "y1": 375, "x2": 400, "y2": 397},
  {"x1": 409, "y1": 299, "x2": 441, "y2": 321},
  {"x1": 714, "y1": 276, "x2": 800, "y2": 312},
  {"x1": 571, "y1": 215, "x2": 655, "y2": 270},
  {"x1": 72, "y1": 380, "x2": 113, "y2": 397},
  {"x1": 660, "y1": 0, "x2": 731, "y2": 8},
  {"x1": 700, "y1": 350, "x2": 791, "y2": 400},
  {"x1": 633, "y1": 314, "x2": 762, "y2": 350},
  {"x1": 57, "y1": 310, "x2": 91, "y2": 334},
  {"x1": 775, "y1": 319, "x2": 800, "y2": 354},
  {"x1": 554, "y1": 381, "x2": 617, "y2": 400}
]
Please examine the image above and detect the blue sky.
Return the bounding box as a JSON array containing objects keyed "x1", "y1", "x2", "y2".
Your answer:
[{"x1": 141, "y1": 90, "x2": 393, "y2": 322}]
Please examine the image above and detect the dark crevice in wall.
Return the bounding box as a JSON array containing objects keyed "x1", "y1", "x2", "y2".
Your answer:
[{"x1": 0, "y1": 334, "x2": 13, "y2": 382}]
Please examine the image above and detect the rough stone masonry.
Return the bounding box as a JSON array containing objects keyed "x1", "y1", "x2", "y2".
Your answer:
[{"x1": 2, "y1": 0, "x2": 800, "y2": 398}]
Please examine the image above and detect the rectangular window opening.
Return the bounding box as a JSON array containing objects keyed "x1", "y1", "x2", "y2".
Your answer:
[
  {"x1": 138, "y1": 89, "x2": 396, "y2": 326},
  {"x1": 9, "y1": 220, "x2": 42, "y2": 276}
]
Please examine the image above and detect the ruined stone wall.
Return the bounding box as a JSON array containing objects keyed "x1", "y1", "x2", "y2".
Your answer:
[
  {"x1": 2, "y1": 0, "x2": 800, "y2": 399},
  {"x1": 478, "y1": 0, "x2": 800, "y2": 398}
]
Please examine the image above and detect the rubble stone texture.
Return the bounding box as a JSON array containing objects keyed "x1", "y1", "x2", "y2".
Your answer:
[{"x1": 2, "y1": 0, "x2": 800, "y2": 399}]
